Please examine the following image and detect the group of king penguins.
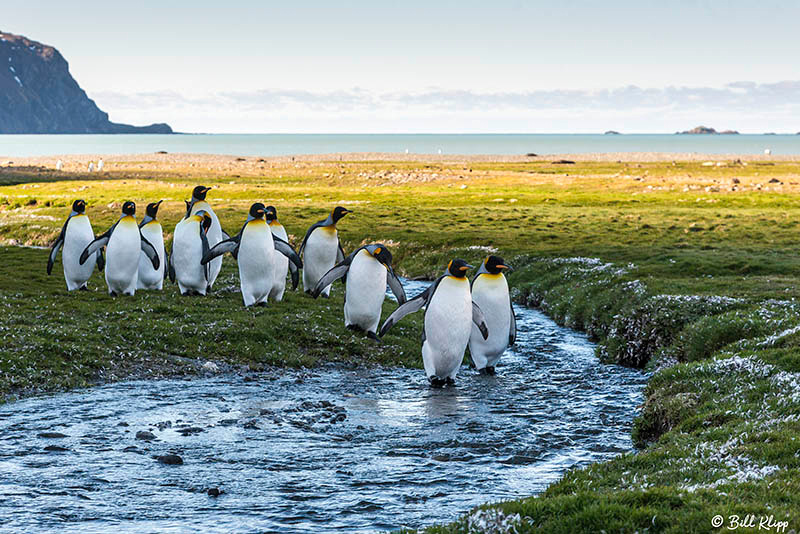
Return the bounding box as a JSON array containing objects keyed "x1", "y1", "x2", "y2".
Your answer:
[{"x1": 47, "y1": 186, "x2": 516, "y2": 386}]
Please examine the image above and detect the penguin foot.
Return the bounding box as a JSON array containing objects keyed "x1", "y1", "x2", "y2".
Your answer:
[
  {"x1": 366, "y1": 331, "x2": 381, "y2": 343},
  {"x1": 446, "y1": 377, "x2": 456, "y2": 386},
  {"x1": 255, "y1": 301, "x2": 268, "y2": 308},
  {"x1": 79, "y1": 285, "x2": 89, "y2": 291},
  {"x1": 429, "y1": 376, "x2": 447, "y2": 388},
  {"x1": 479, "y1": 366, "x2": 496, "y2": 376},
  {"x1": 109, "y1": 291, "x2": 118, "y2": 297},
  {"x1": 346, "y1": 324, "x2": 363, "y2": 332}
]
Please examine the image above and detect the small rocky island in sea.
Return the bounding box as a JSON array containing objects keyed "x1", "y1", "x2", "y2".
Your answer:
[
  {"x1": 604, "y1": 130, "x2": 621, "y2": 135},
  {"x1": 0, "y1": 30, "x2": 172, "y2": 134},
  {"x1": 676, "y1": 125, "x2": 739, "y2": 135}
]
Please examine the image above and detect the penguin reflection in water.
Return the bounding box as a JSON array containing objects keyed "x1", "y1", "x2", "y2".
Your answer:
[
  {"x1": 169, "y1": 209, "x2": 213, "y2": 296},
  {"x1": 380, "y1": 259, "x2": 489, "y2": 386},
  {"x1": 47, "y1": 199, "x2": 104, "y2": 291},
  {"x1": 311, "y1": 244, "x2": 407, "y2": 341},
  {"x1": 300, "y1": 206, "x2": 352, "y2": 297},
  {"x1": 137, "y1": 201, "x2": 166, "y2": 290},
  {"x1": 202, "y1": 203, "x2": 302, "y2": 307},
  {"x1": 79, "y1": 202, "x2": 161, "y2": 296},
  {"x1": 469, "y1": 255, "x2": 516, "y2": 375}
]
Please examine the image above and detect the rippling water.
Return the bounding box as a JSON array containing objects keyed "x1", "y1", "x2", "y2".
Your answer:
[{"x1": 0, "y1": 282, "x2": 646, "y2": 533}]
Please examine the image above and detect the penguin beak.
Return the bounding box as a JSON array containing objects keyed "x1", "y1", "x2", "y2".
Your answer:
[
  {"x1": 460, "y1": 264, "x2": 472, "y2": 272},
  {"x1": 156, "y1": 200, "x2": 163, "y2": 206},
  {"x1": 498, "y1": 264, "x2": 513, "y2": 272}
]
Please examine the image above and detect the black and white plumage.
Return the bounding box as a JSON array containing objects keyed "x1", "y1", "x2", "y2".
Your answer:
[
  {"x1": 300, "y1": 206, "x2": 351, "y2": 297},
  {"x1": 79, "y1": 201, "x2": 160, "y2": 296},
  {"x1": 169, "y1": 209, "x2": 212, "y2": 295},
  {"x1": 468, "y1": 255, "x2": 516, "y2": 374},
  {"x1": 311, "y1": 243, "x2": 406, "y2": 339},
  {"x1": 47, "y1": 199, "x2": 104, "y2": 290},
  {"x1": 137, "y1": 200, "x2": 166, "y2": 290},
  {"x1": 380, "y1": 259, "x2": 488, "y2": 385}
]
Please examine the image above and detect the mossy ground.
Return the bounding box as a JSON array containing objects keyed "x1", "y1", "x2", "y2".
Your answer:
[{"x1": 2, "y1": 155, "x2": 800, "y2": 531}]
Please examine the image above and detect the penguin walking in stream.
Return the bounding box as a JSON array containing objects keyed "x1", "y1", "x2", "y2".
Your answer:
[
  {"x1": 299, "y1": 206, "x2": 351, "y2": 297},
  {"x1": 202, "y1": 203, "x2": 302, "y2": 307},
  {"x1": 79, "y1": 202, "x2": 160, "y2": 296},
  {"x1": 47, "y1": 199, "x2": 104, "y2": 291},
  {"x1": 185, "y1": 185, "x2": 224, "y2": 291},
  {"x1": 380, "y1": 259, "x2": 489, "y2": 386},
  {"x1": 137, "y1": 200, "x2": 166, "y2": 290},
  {"x1": 469, "y1": 255, "x2": 516, "y2": 375},
  {"x1": 265, "y1": 205, "x2": 298, "y2": 301},
  {"x1": 311, "y1": 243, "x2": 407, "y2": 340},
  {"x1": 169, "y1": 209, "x2": 213, "y2": 296}
]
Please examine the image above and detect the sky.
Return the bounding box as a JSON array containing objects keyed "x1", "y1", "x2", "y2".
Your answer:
[{"x1": 4, "y1": 0, "x2": 800, "y2": 133}]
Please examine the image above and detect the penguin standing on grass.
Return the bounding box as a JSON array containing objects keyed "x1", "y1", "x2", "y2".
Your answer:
[
  {"x1": 137, "y1": 200, "x2": 166, "y2": 290},
  {"x1": 186, "y1": 186, "x2": 223, "y2": 291},
  {"x1": 265, "y1": 205, "x2": 298, "y2": 301},
  {"x1": 169, "y1": 209, "x2": 213, "y2": 296},
  {"x1": 380, "y1": 259, "x2": 488, "y2": 386},
  {"x1": 299, "y1": 206, "x2": 351, "y2": 297},
  {"x1": 79, "y1": 202, "x2": 160, "y2": 296},
  {"x1": 47, "y1": 199, "x2": 104, "y2": 291},
  {"x1": 469, "y1": 255, "x2": 516, "y2": 375},
  {"x1": 202, "y1": 203, "x2": 302, "y2": 307},
  {"x1": 311, "y1": 243, "x2": 407, "y2": 340}
]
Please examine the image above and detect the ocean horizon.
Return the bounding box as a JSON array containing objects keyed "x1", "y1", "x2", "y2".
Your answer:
[{"x1": 2, "y1": 133, "x2": 800, "y2": 158}]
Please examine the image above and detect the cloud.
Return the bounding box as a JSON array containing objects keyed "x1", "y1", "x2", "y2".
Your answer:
[{"x1": 90, "y1": 81, "x2": 800, "y2": 133}]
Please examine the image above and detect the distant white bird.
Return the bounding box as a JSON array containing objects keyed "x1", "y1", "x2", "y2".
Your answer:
[
  {"x1": 764, "y1": 149, "x2": 772, "y2": 155},
  {"x1": 88, "y1": 162, "x2": 95, "y2": 172},
  {"x1": 97, "y1": 159, "x2": 104, "y2": 172},
  {"x1": 438, "y1": 149, "x2": 442, "y2": 154},
  {"x1": 405, "y1": 148, "x2": 409, "y2": 154},
  {"x1": 56, "y1": 159, "x2": 63, "y2": 171}
]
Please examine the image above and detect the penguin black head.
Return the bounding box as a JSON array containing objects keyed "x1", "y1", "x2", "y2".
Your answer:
[
  {"x1": 71, "y1": 199, "x2": 86, "y2": 214},
  {"x1": 370, "y1": 244, "x2": 393, "y2": 268},
  {"x1": 145, "y1": 200, "x2": 163, "y2": 219},
  {"x1": 249, "y1": 202, "x2": 266, "y2": 219},
  {"x1": 331, "y1": 206, "x2": 352, "y2": 223},
  {"x1": 121, "y1": 201, "x2": 136, "y2": 216},
  {"x1": 447, "y1": 258, "x2": 473, "y2": 278},
  {"x1": 484, "y1": 255, "x2": 512, "y2": 274},
  {"x1": 265, "y1": 205, "x2": 278, "y2": 223},
  {"x1": 192, "y1": 185, "x2": 211, "y2": 201}
]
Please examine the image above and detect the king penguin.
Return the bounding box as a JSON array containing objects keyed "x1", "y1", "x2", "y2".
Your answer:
[
  {"x1": 47, "y1": 199, "x2": 104, "y2": 291},
  {"x1": 468, "y1": 255, "x2": 516, "y2": 374},
  {"x1": 169, "y1": 209, "x2": 213, "y2": 296},
  {"x1": 311, "y1": 243, "x2": 407, "y2": 340},
  {"x1": 185, "y1": 185, "x2": 223, "y2": 291},
  {"x1": 380, "y1": 259, "x2": 489, "y2": 386},
  {"x1": 265, "y1": 205, "x2": 297, "y2": 301},
  {"x1": 299, "y1": 206, "x2": 351, "y2": 297},
  {"x1": 80, "y1": 202, "x2": 160, "y2": 296},
  {"x1": 137, "y1": 200, "x2": 166, "y2": 290},
  {"x1": 202, "y1": 203, "x2": 302, "y2": 307}
]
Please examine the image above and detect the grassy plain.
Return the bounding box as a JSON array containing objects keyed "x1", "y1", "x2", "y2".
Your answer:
[{"x1": 2, "y1": 153, "x2": 800, "y2": 532}]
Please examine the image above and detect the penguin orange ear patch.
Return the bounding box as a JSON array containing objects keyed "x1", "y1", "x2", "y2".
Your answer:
[{"x1": 374, "y1": 247, "x2": 382, "y2": 255}]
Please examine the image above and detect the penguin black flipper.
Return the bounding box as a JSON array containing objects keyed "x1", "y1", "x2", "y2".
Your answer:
[
  {"x1": 298, "y1": 220, "x2": 325, "y2": 256},
  {"x1": 183, "y1": 200, "x2": 193, "y2": 219},
  {"x1": 221, "y1": 229, "x2": 231, "y2": 241},
  {"x1": 472, "y1": 301, "x2": 489, "y2": 340},
  {"x1": 311, "y1": 262, "x2": 351, "y2": 298},
  {"x1": 79, "y1": 223, "x2": 116, "y2": 265},
  {"x1": 509, "y1": 300, "x2": 517, "y2": 346},
  {"x1": 140, "y1": 234, "x2": 161, "y2": 270},
  {"x1": 168, "y1": 248, "x2": 176, "y2": 283},
  {"x1": 386, "y1": 267, "x2": 407, "y2": 304},
  {"x1": 337, "y1": 240, "x2": 346, "y2": 263},
  {"x1": 46, "y1": 217, "x2": 70, "y2": 275},
  {"x1": 96, "y1": 249, "x2": 105, "y2": 272},
  {"x1": 378, "y1": 282, "x2": 434, "y2": 337},
  {"x1": 273, "y1": 236, "x2": 303, "y2": 270},
  {"x1": 202, "y1": 235, "x2": 240, "y2": 265}
]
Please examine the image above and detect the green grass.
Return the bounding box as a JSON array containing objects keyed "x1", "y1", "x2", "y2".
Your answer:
[{"x1": 3, "y1": 156, "x2": 800, "y2": 531}]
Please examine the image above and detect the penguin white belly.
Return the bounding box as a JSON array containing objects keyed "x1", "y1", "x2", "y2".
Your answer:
[
  {"x1": 62, "y1": 215, "x2": 95, "y2": 291},
  {"x1": 173, "y1": 220, "x2": 207, "y2": 295},
  {"x1": 105, "y1": 218, "x2": 140, "y2": 295},
  {"x1": 191, "y1": 201, "x2": 222, "y2": 289},
  {"x1": 344, "y1": 250, "x2": 386, "y2": 333},
  {"x1": 423, "y1": 277, "x2": 472, "y2": 380},
  {"x1": 269, "y1": 223, "x2": 289, "y2": 301},
  {"x1": 137, "y1": 222, "x2": 165, "y2": 290},
  {"x1": 238, "y1": 221, "x2": 274, "y2": 307},
  {"x1": 469, "y1": 274, "x2": 512, "y2": 370},
  {"x1": 303, "y1": 227, "x2": 339, "y2": 296}
]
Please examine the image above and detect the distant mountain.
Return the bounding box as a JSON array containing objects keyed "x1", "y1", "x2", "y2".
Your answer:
[
  {"x1": 0, "y1": 30, "x2": 172, "y2": 134},
  {"x1": 676, "y1": 126, "x2": 739, "y2": 135}
]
